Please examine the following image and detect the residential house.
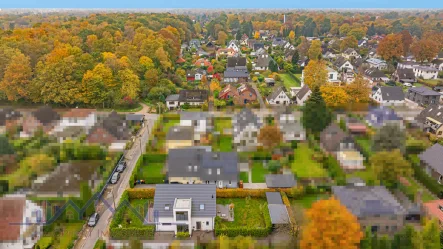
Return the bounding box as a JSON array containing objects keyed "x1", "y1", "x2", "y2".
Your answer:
[
  {"x1": 264, "y1": 78, "x2": 275, "y2": 87},
  {"x1": 323, "y1": 51, "x2": 336, "y2": 60},
  {"x1": 247, "y1": 39, "x2": 257, "y2": 49},
  {"x1": 194, "y1": 58, "x2": 212, "y2": 68},
  {"x1": 413, "y1": 66, "x2": 438, "y2": 80},
  {"x1": 371, "y1": 86, "x2": 405, "y2": 105},
  {"x1": 255, "y1": 53, "x2": 272, "y2": 71},
  {"x1": 423, "y1": 200, "x2": 443, "y2": 226},
  {"x1": 351, "y1": 57, "x2": 364, "y2": 70},
  {"x1": 253, "y1": 43, "x2": 265, "y2": 51},
  {"x1": 223, "y1": 57, "x2": 249, "y2": 83},
  {"x1": 342, "y1": 68, "x2": 355, "y2": 84},
  {"x1": 0, "y1": 108, "x2": 21, "y2": 134},
  {"x1": 189, "y1": 39, "x2": 200, "y2": 50},
  {"x1": 332, "y1": 185, "x2": 407, "y2": 234},
  {"x1": 153, "y1": 184, "x2": 216, "y2": 235},
  {"x1": 334, "y1": 57, "x2": 354, "y2": 72},
  {"x1": 165, "y1": 90, "x2": 209, "y2": 110},
  {"x1": 240, "y1": 34, "x2": 249, "y2": 46},
  {"x1": 53, "y1": 108, "x2": 97, "y2": 133},
  {"x1": 265, "y1": 174, "x2": 297, "y2": 188},
  {"x1": 326, "y1": 67, "x2": 340, "y2": 84},
  {"x1": 86, "y1": 111, "x2": 131, "y2": 150},
  {"x1": 21, "y1": 106, "x2": 60, "y2": 138},
  {"x1": 52, "y1": 126, "x2": 85, "y2": 143},
  {"x1": 366, "y1": 58, "x2": 388, "y2": 70},
  {"x1": 186, "y1": 69, "x2": 206, "y2": 81},
  {"x1": 180, "y1": 112, "x2": 211, "y2": 141},
  {"x1": 216, "y1": 48, "x2": 236, "y2": 59},
  {"x1": 416, "y1": 105, "x2": 443, "y2": 138},
  {"x1": 363, "y1": 68, "x2": 389, "y2": 85},
  {"x1": 165, "y1": 126, "x2": 194, "y2": 151},
  {"x1": 126, "y1": 114, "x2": 145, "y2": 128},
  {"x1": 232, "y1": 108, "x2": 262, "y2": 151},
  {"x1": 0, "y1": 196, "x2": 43, "y2": 249},
  {"x1": 236, "y1": 84, "x2": 257, "y2": 104},
  {"x1": 272, "y1": 37, "x2": 287, "y2": 48},
  {"x1": 406, "y1": 87, "x2": 440, "y2": 106},
  {"x1": 295, "y1": 85, "x2": 312, "y2": 106},
  {"x1": 432, "y1": 59, "x2": 443, "y2": 71},
  {"x1": 367, "y1": 48, "x2": 378, "y2": 59},
  {"x1": 227, "y1": 40, "x2": 240, "y2": 53},
  {"x1": 365, "y1": 106, "x2": 403, "y2": 128},
  {"x1": 397, "y1": 61, "x2": 420, "y2": 70},
  {"x1": 255, "y1": 47, "x2": 267, "y2": 56},
  {"x1": 320, "y1": 124, "x2": 364, "y2": 170},
  {"x1": 283, "y1": 42, "x2": 295, "y2": 51},
  {"x1": 167, "y1": 148, "x2": 238, "y2": 188},
  {"x1": 418, "y1": 144, "x2": 443, "y2": 184},
  {"x1": 342, "y1": 48, "x2": 361, "y2": 60},
  {"x1": 358, "y1": 39, "x2": 368, "y2": 47},
  {"x1": 266, "y1": 86, "x2": 291, "y2": 106},
  {"x1": 275, "y1": 108, "x2": 306, "y2": 141},
  {"x1": 392, "y1": 68, "x2": 416, "y2": 83}
]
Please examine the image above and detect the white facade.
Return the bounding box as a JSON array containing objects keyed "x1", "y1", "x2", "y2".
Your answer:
[
  {"x1": 327, "y1": 67, "x2": 340, "y2": 83},
  {"x1": 267, "y1": 91, "x2": 291, "y2": 106},
  {"x1": 336, "y1": 151, "x2": 365, "y2": 170},
  {"x1": 227, "y1": 41, "x2": 240, "y2": 53},
  {"x1": 413, "y1": 66, "x2": 439, "y2": 80},
  {"x1": 166, "y1": 101, "x2": 179, "y2": 110},
  {"x1": 366, "y1": 58, "x2": 388, "y2": 70},
  {"x1": 54, "y1": 112, "x2": 96, "y2": 133},
  {"x1": 371, "y1": 89, "x2": 404, "y2": 105},
  {"x1": 338, "y1": 61, "x2": 354, "y2": 72},
  {"x1": 180, "y1": 119, "x2": 207, "y2": 135},
  {"x1": 234, "y1": 123, "x2": 261, "y2": 151},
  {"x1": 296, "y1": 90, "x2": 312, "y2": 106},
  {"x1": 195, "y1": 73, "x2": 203, "y2": 81}
]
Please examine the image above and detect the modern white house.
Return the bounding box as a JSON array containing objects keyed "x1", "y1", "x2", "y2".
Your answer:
[
  {"x1": 366, "y1": 58, "x2": 388, "y2": 70},
  {"x1": 0, "y1": 196, "x2": 43, "y2": 249},
  {"x1": 327, "y1": 67, "x2": 340, "y2": 84},
  {"x1": 371, "y1": 86, "x2": 405, "y2": 105},
  {"x1": 413, "y1": 66, "x2": 439, "y2": 80},
  {"x1": 153, "y1": 184, "x2": 216, "y2": 235},
  {"x1": 53, "y1": 108, "x2": 97, "y2": 133},
  {"x1": 266, "y1": 87, "x2": 291, "y2": 106}
]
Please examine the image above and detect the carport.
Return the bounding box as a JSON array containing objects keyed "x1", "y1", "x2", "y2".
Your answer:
[{"x1": 265, "y1": 192, "x2": 290, "y2": 225}]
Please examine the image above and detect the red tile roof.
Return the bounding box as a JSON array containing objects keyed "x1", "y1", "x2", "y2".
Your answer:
[
  {"x1": 0, "y1": 197, "x2": 25, "y2": 241},
  {"x1": 424, "y1": 200, "x2": 443, "y2": 223},
  {"x1": 62, "y1": 108, "x2": 95, "y2": 118}
]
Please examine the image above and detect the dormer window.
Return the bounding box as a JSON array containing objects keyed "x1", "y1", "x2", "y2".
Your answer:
[
  {"x1": 194, "y1": 166, "x2": 198, "y2": 172},
  {"x1": 200, "y1": 204, "x2": 205, "y2": 210},
  {"x1": 217, "y1": 168, "x2": 220, "y2": 175},
  {"x1": 165, "y1": 204, "x2": 170, "y2": 210}
]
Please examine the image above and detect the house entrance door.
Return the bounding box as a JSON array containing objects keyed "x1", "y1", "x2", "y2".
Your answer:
[
  {"x1": 196, "y1": 221, "x2": 201, "y2": 230},
  {"x1": 218, "y1": 181, "x2": 223, "y2": 188}
]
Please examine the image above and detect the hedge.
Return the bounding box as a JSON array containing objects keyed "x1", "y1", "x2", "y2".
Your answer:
[
  {"x1": 216, "y1": 188, "x2": 295, "y2": 198},
  {"x1": 35, "y1": 237, "x2": 53, "y2": 249},
  {"x1": 129, "y1": 157, "x2": 143, "y2": 188},
  {"x1": 176, "y1": 232, "x2": 190, "y2": 239},
  {"x1": 323, "y1": 156, "x2": 346, "y2": 185},
  {"x1": 127, "y1": 188, "x2": 156, "y2": 199},
  {"x1": 144, "y1": 153, "x2": 167, "y2": 163},
  {"x1": 405, "y1": 139, "x2": 428, "y2": 155},
  {"x1": 408, "y1": 155, "x2": 443, "y2": 198}
]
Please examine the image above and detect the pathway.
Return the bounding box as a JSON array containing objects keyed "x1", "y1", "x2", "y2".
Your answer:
[{"x1": 250, "y1": 82, "x2": 266, "y2": 109}]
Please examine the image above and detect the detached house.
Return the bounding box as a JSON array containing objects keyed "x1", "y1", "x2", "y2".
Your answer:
[
  {"x1": 406, "y1": 87, "x2": 440, "y2": 106},
  {"x1": 275, "y1": 107, "x2": 306, "y2": 141},
  {"x1": 431, "y1": 59, "x2": 443, "y2": 71},
  {"x1": 363, "y1": 68, "x2": 389, "y2": 85},
  {"x1": 227, "y1": 40, "x2": 240, "y2": 53},
  {"x1": 255, "y1": 54, "x2": 272, "y2": 71},
  {"x1": 223, "y1": 57, "x2": 249, "y2": 83},
  {"x1": 266, "y1": 86, "x2": 291, "y2": 106},
  {"x1": 166, "y1": 126, "x2": 195, "y2": 151},
  {"x1": 366, "y1": 58, "x2": 388, "y2": 70},
  {"x1": 371, "y1": 86, "x2": 405, "y2": 105},
  {"x1": 326, "y1": 67, "x2": 340, "y2": 84},
  {"x1": 219, "y1": 84, "x2": 257, "y2": 105},
  {"x1": 295, "y1": 85, "x2": 312, "y2": 106},
  {"x1": 342, "y1": 48, "x2": 361, "y2": 59},
  {"x1": 53, "y1": 108, "x2": 97, "y2": 133},
  {"x1": 334, "y1": 57, "x2": 354, "y2": 72},
  {"x1": 0, "y1": 108, "x2": 22, "y2": 135},
  {"x1": 86, "y1": 111, "x2": 131, "y2": 151},
  {"x1": 232, "y1": 108, "x2": 263, "y2": 151},
  {"x1": 416, "y1": 105, "x2": 443, "y2": 138},
  {"x1": 153, "y1": 184, "x2": 216, "y2": 235},
  {"x1": 365, "y1": 106, "x2": 402, "y2": 129},
  {"x1": 320, "y1": 124, "x2": 364, "y2": 170},
  {"x1": 0, "y1": 196, "x2": 43, "y2": 249},
  {"x1": 393, "y1": 68, "x2": 416, "y2": 83},
  {"x1": 179, "y1": 112, "x2": 211, "y2": 141},
  {"x1": 21, "y1": 106, "x2": 60, "y2": 138},
  {"x1": 166, "y1": 90, "x2": 209, "y2": 110},
  {"x1": 419, "y1": 144, "x2": 443, "y2": 184},
  {"x1": 413, "y1": 66, "x2": 438, "y2": 80},
  {"x1": 167, "y1": 148, "x2": 238, "y2": 188}
]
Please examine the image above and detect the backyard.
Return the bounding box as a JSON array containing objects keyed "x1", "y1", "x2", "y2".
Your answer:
[
  {"x1": 291, "y1": 144, "x2": 328, "y2": 178},
  {"x1": 121, "y1": 199, "x2": 153, "y2": 228},
  {"x1": 291, "y1": 194, "x2": 330, "y2": 209},
  {"x1": 214, "y1": 118, "x2": 232, "y2": 134},
  {"x1": 39, "y1": 222, "x2": 84, "y2": 249},
  {"x1": 136, "y1": 162, "x2": 165, "y2": 184},
  {"x1": 280, "y1": 73, "x2": 301, "y2": 89},
  {"x1": 216, "y1": 198, "x2": 269, "y2": 228},
  {"x1": 355, "y1": 136, "x2": 373, "y2": 159},
  {"x1": 213, "y1": 135, "x2": 233, "y2": 152},
  {"x1": 251, "y1": 162, "x2": 269, "y2": 183}
]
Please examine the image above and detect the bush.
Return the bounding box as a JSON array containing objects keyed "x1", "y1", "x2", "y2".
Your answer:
[
  {"x1": 127, "y1": 188, "x2": 156, "y2": 199},
  {"x1": 405, "y1": 138, "x2": 428, "y2": 155},
  {"x1": 290, "y1": 140, "x2": 298, "y2": 149},
  {"x1": 36, "y1": 237, "x2": 53, "y2": 249},
  {"x1": 323, "y1": 156, "x2": 346, "y2": 182},
  {"x1": 176, "y1": 232, "x2": 190, "y2": 239}
]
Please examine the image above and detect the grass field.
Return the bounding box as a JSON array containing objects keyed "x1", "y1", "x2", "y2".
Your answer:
[
  {"x1": 239, "y1": 172, "x2": 249, "y2": 183},
  {"x1": 355, "y1": 136, "x2": 373, "y2": 158},
  {"x1": 137, "y1": 163, "x2": 165, "y2": 184},
  {"x1": 291, "y1": 144, "x2": 328, "y2": 178},
  {"x1": 42, "y1": 223, "x2": 83, "y2": 249},
  {"x1": 216, "y1": 198, "x2": 269, "y2": 228},
  {"x1": 251, "y1": 162, "x2": 269, "y2": 183},
  {"x1": 122, "y1": 199, "x2": 153, "y2": 228},
  {"x1": 214, "y1": 118, "x2": 232, "y2": 134},
  {"x1": 213, "y1": 135, "x2": 233, "y2": 152},
  {"x1": 280, "y1": 73, "x2": 301, "y2": 89},
  {"x1": 291, "y1": 194, "x2": 330, "y2": 209}
]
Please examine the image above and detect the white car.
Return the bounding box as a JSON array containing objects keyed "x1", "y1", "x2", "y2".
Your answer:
[{"x1": 403, "y1": 83, "x2": 412, "y2": 87}]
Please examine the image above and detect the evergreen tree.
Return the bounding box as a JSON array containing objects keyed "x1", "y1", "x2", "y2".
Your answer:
[
  {"x1": 302, "y1": 86, "x2": 332, "y2": 133},
  {"x1": 291, "y1": 50, "x2": 300, "y2": 66},
  {"x1": 379, "y1": 236, "x2": 391, "y2": 249},
  {"x1": 269, "y1": 60, "x2": 278, "y2": 72}
]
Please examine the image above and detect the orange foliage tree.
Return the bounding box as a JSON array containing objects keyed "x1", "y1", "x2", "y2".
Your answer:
[
  {"x1": 320, "y1": 85, "x2": 350, "y2": 108},
  {"x1": 300, "y1": 198, "x2": 363, "y2": 249},
  {"x1": 411, "y1": 38, "x2": 440, "y2": 63},
  {"x1": 377, "y1": 34, "x2": 403, "y2": 61},
  {"x1": 303, "y1": 60, "x2": 328, "y2": 89},
  {"x1": 258, "y1": 125, "x2": 283, "y2": 149}
]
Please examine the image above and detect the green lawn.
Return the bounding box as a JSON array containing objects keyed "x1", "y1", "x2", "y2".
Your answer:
[
  {"x1": 216, "y1": 198, "x2": 269, "y2": 228},
  {"x1": 251, "y1": 162, "x2": 269, "y2": 183},
  {"x1": 355, "y1": 136, "x2": 373, "y2": 158},
  {"x1": 137, "y1": 163, "x2": 165, "y2": 184},
  {"x1": 291, "y1": 194, "x2": 330, "y2": 209},
  {"x1": 94, "y1": 240, "x2": 106, "y2": 249},
  {"x1": 280, "y1": 73, "x2": 301, "y2": 88},
  {"x1": 42, "y1": 223, "x2": 83, "y2": 249},
  {"x1": 239, "y1": 172, "x2": 249, "y2": 183},
  {"x1": 347, "y1": 166, "x2": 379, "y2": 185},
  {"x1": 291, "y1": 144, "x2": 328, "y2": 178},
  {"x1": 213, "y1": 135, "x2": 233, "y2": 152},
  {"x1": 214, "y1": 118, "x2": 232, "y2": 134},
  {"x1": 122, "y1": 199, "x2": 153, "y2": 228},
  {"x1": 161, "y1": 119, "x2": 180, "y2": 133}
]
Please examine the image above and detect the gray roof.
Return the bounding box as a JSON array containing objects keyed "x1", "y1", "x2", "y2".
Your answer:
[
  {"x1": 165, "y1": 94, "x2": 180, "y2": 102},
  {"x1": 153, "y1": 184, "x2": 216, "y2": 218},
  {"x1": 167, "y1": 148, "x2": 238, "y2": 181},
  {"x1": 232, "y1": 108, "x2": 262, "y2": 137},
  {"x1": 166, "y1": 126, "x2": 194, "y2": 141},
  {"x1": 416, "y1": 105, "x2": 443, "y2": 124},
  {"x1": 266, "y1": 174, "x2": 297, "y2": 188},
  {"x1": 419, "y1": 144, "x2": 443, "y2": 176},
  {"x1": 268, "y1": 204, "x2": 290, "y2": 224},
  {"x1": 0, "y1": 108, "x2": 21, "y2": 126},
  {"x1": 178, "y1": 90, "x2": 209, "y2": 102},
  {"x1": 408, "y1": 87, "x2": 441, "y2": 96},
  {"x1": 227, "y1": 57, "x2": 247, "y2": 68},
  {"x1": 296, "y1": 85, "x2": 311, "y2": 100},
  {"x1": 180, "y1": 111, "x2": 210, "y2": 121},
  {"x1": 224, "y1": 68, "x2": 249, "y2": 78},
  {"x1": 379, "y1": 86, "x2": 405, "y2": 101},
  {"x1": 266, "y1": 192, "x2": 284, "y2": 205},
  {"x1": 256, "y1": 54, "x2": 272, "y2": 68},
  {"x1": 332, "y1": 185, "x2": 406, "y2": 217},
  {"x1": 364, "y1": 68, "x2": 387, "y2": 78},
  {"x1": 267, "y1": 86, "x2": 287, "y2": 102},
  {"x1": 320, "y1": 123, "x2": 347, "y2": 152},
  {"x1": 126, "y1": 114, "x2": 144, "y2": 122},
  {"x1": 395, "y1": 68, "x2": 415, "y2": 80}
]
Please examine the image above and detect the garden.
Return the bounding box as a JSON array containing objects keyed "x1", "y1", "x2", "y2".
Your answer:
[
  {"x1": 280, "y1": 73, "x2": 301, "y2": 89},
  {"x1": 291, "y1": 144, "x2": 328, "y2": 179},
  {"x1": 36, "y1": 222, "x2": 84, "y2": 249},
  {"x1": 131, "y1": 153, "x2": 167, "y2": 186}
]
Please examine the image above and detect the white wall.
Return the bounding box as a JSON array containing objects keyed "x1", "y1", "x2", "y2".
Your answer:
[
  {"x1": 55, "y1": 113, "x2": 96, "y2": 132},
  {"x1": 267, "y1": 91, "x2": 291, "y2": 105},
  {"x1": 191, "y1": 217, "x2": 214, "y2": 232}
]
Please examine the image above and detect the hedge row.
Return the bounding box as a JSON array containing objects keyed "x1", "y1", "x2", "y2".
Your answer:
[
  {"x1": 323, "y1": 156, "x2": 346, "y2": 185},
  {"x1": 129, "y1": 157, "x2": 143, "y2": 188},
  {"x1": 408, "y1": 155, "x2": 443, "y2": 197},
  {"x1": 127, "y1": 188, "x2": 156, "y2": 199}
]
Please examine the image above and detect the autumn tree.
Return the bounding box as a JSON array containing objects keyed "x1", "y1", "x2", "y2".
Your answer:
[
  {"x1": 320, "y1": 85, "x2": 349, "y2": 108},
  {"x1": 210, "y1": 79, "x2": 221, "y2": 92},
  {"x1": 372, "y1": 123, "x2": 406, "y2": 153},
  {"x1": 303, "y1": 60, "x2": 327, "y2": 89},
  {"x1": 302, "y1": 86, "x2": 332, "y2": 133},
  {"x1": 400, "y1": 30, "x2": 413, "y2": 56},
  {"x1": 300, "y1": 198, "x2": 363, "y2": 249},
  {"x1": 118, "y1": 69, "x2": 140, "y2": 101},
  {"x1": 288, "y1": 30, "x2": 296, "y2": 43},
  {"x1": 370, "y1": 149, "x2": 412, "y2": 187},
  {"x1": 339, "y1": 23, "x2": 352, "y2": 36},
  {"x1": 340, "y1": 36, "x2": 358, "y2": 52},
  {"x1": 217, "y1": 31, "x2": 228, "y2": 45},
  {"x1": 0, "y1": 52, "x2": 33, "y2": 101},
  {"x1": 81, "y1": 63, "x2": 114, "y2": 106},
  {"x1": 297, "y1": 36, "x2": 310, "y2": 58},
  {"x1": 258, "y1": 125, "x2": 283, "y2": 149},
  {"x1": 347, "y1": 28, "x2": 366, "y2": 40},
  {"x1": 344, "y1": 75, "x2": 370, "y2": 103},
  {"x1": 421, "y1": 219, "x2": 440, "y2": 249},
  {"x1": 411, "y1": 38, "x2": 439, "y2": 63},
  {"x1": 308, "y1": 40, "x2": 322, "y2": 60},
  {"x1": 377, "y1": 34, "x2": 403, "y2": 61}
]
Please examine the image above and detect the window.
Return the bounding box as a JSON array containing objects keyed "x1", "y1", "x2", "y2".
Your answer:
[
  {"x1": 188, "y1": 165, "x2": 192, "y2": 172},
  {"x1": 200, "y1": 204, "x2": 205, "y2": 210},
  {"x1": 176, "y1": 212, "x2": 188, "y2": 221},
  {"x1": 208, "y1": 169, "x2": 212, "y2": 175},
  {"x1": 194, "y1": 166, "x2": 198, "y2": 172},
  {"x1": 162, "y1": 223, "x2": 172, "y2": 226},
  {"x1": 165, "y1": 204, "x2": 170, "y2": 210},
  {"x1": 206, "y1": 221, "x2": 209, "y2": 226},
  {"x1": 217, "y1": 168, "x2": 221, "y2": 175}
]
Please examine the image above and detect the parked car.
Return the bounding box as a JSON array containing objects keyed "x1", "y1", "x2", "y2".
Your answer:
[
  {"x1": 386, "y1": 81, "x2": 397, "y2": 86},
  {"x1": 403, "y1": 83, "x2": 412, "y2": 87},
  {"x1": 116, "y1": 161, "x2": 126, "y2": 172},
  {"x1": 88, "y1": 213, "x2": 100, "y2": 227},
  {"x1": 110, "y1": 172, "x2": 120, "y2": 184}
]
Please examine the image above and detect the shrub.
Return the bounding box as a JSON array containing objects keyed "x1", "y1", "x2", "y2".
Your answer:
[
  {"x1": 323, "y1": 156, "x2": 346, "y2": 181},
  {"x1": 176, "y1": 232, "x2": 190, "y2": 239},
  {"x1": 405, "y1": 138, "x2": 428, "y2": 155},
  {"x1": 35, "y1": 237, "x2": 53, "y2": 249},
  {"x1": 127, "y1": 188, "x2": 156, "y2": 199}
]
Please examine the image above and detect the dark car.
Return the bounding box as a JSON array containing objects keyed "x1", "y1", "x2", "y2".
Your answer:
[
  {"x1": 110, "y1": 172, "x2": 120, "y2": 184},
  {"x1": 88, "y1": 213, "x2": 100, "y2": 227},
  {"x1": 116, "y1": 161, "x2": 127, "y2": 172}
]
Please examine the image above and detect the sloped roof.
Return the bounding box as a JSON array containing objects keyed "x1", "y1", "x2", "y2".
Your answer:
[
  {"x1": 0, "y1": 108, "x2": 21, "y2": 126},
  {"x1": 265, "y1": 174, "x2": 297, "y2": 188},
  {"x1": 320, "y1": 123, "x2": 347, "y2": 152},
  {"x1": 364, "y1": 68, "x2": 387, "y2": 78},
  {"x1": 227, "y1": 57, "x2": 247, "y2": 68},
  {"x1": 296, "y1": 85, "x2": 311, "y2": 100},
  {"x1": 267, "y1": 86, "x2": 287, "y2": 102},
  {"x1": 180, "y1": 111, "x2": 210, "y2": 121},
  {"x1": 0, "y1": 197, "x2": 26, "y2": 241},
  {"x1": 416, "y1": 105, "x2": 443, "y2": 124},
  {"x1": 408, "y1": 87, "x2": 441, "y2": 96},
  {"x1": 62, "y1": 108, "x2": 95, "y2": 118},
  {"x1": 102, "y1": 111, "x2": 131, "y2": 140},
  {"x1": 396, "y1": 68, "x2": 415, "y2": 79},
  {"x1": 232, "y1": 108, "x2": 262, "y2": 137},
  {"x1": 378, "y1": 86, "x2": 405, "y2": 101},
  {"x1": 153, "y1": 184, "x2": 216, "y2": 218},
  {"x1": 32, "y1": 106, "x2": 60, "y2": 125},
  {"x1": 366, "y1": 106, "x2": 402, "y2": 127},
  {"x1": 166, "y1": 126, "x2": 194, "y2": 141},
  {"x1": 256, "y1": 54, "x2": 272, "y2": 68},
  {"x1": 178, "y1": 90, "x2": 209, "y2": 102},
  {"x1": 419, "y1": 144, "x2": 443, "y2": 176}
]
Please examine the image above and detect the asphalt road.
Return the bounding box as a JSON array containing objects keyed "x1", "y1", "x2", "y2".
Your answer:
[{"x1": 75, "y1": 114, "x2": 158, "y2": 249}]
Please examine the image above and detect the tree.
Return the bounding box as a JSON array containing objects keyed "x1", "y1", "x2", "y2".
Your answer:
[
  {"x1": 210, "y1": 79, "x2": 221, "y2": 92},
  {"x1": 340, "y1": 36, "x2": 358, "y2": 52},
  {"x1": 200, "y1": 75, "x2": 208, "y2": 89},
  {"x1": 254, "y1": 31, "x2": 260, "y2": 39},
  {"x1": 303, "y1": 60, "x2": 327, "y2": 89},
  {"x1": 118, "y1": 69, "x2": 140, "y2": 101},
  {"x1": 372, "y1": 123, "x2": 406, "y2": 153},
  {"x1": 300, "y1": 198, "x2": 363, "y2": 249},
  {"x1": 20, "y1": 153, "x2": 55, "y2": 176},
  {"x1": 400, "y1": 30, "x2": 413, "y2": 56},
  {"x1": 217, "y1": 31, "x2": 228, "y2": 45},
  {"x1": 339, "y1": 23, "x2": 352, "y2": 36},
  {"x1": 320, "y1": 85, "x2": 350, "y2": 108},
  {"x1": 308, "y1": 40, "x2": 322, "y2": 60},
  {"x1": 377, "y1": 34, "x2": 404, "y2": 61},
  {"x1": 247, "y1": 61, "x2": 252, "y2": 72},
  {"x1": 370, "y1": 149, "x2": 412, "y2": 187},
  {"x1": 80, "y1": 183, "x2": 95, "y2": 217},
  {"x1": 0, "y1": 53, "x2": 33, "y2": 101},
  {"x1": 422, "y1": 219, "x2": 440, "y2": 249},
  {"x1": 347, "y1": 28, "x2": 366, "y2": 40},
  {"x1": 269, "y1": 60, "x2": 279, "y2": 72},
  {"x1": 344, "y1": 75, "x2": 370, "y2": 103},
  {"x1": 291, "y1": 50, "x2": 300, "y2": 66},
  {"x1": 288, "y1": 30, "x2": 296, "y2": 43},
  {"x1": 267, "y1": 160, "x2": 282, "y2": 173},
  {"x1": 360, "y1": 227, "x2": 373, "y2": 249},
  {"x1": 155, "y1": 47, "x2": 172, "y2": 71},
  {"x1": 81, "y1": 63, "x2": 114, "y2": 106},
  {"x1": 297, "y1": 36, "x2": 310, "y2": 58},
  {"x1": 302, "y1": 87, "x2": 332, "y2": 133},
  {"x1": 411, "y1": 39, "x2": 439, "y2": 63},
  {"x1": 258, "y1": 125, "x2": 283, "y2": 149}
]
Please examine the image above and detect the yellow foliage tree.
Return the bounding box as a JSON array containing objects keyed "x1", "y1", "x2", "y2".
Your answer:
[
  {"x1": 320, "y1": 85, "x2": 350, "y2": 108},
  {"x1": 254, "y1": 31, "x2": 260, "y2": 40},
  {"x1": 303, "y1": 60, "x2": 327, "y2": 89},
  {"x1": 300, "y1": 198, "x2": 363, "y2": 249},
  {"x1": 344, "y1": 75, "x2": 370, "y2": 103},
  {"x1": 210, "y1": 79, "x2": 221, "y2": 92},
  {"x1": 308, "y1": 40, "x2": 322, "y2": 60},
  {"x1": 288, "y1": 30, "x2": 296, "y2": 43}
]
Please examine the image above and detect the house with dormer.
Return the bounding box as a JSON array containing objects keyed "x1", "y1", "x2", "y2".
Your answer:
[
  {"x1": 334, "y1": 56, "x2": 354, "y2": 72},
  {"x1": 266, "y1": 86, "x2": 291, "y2": 106},
  {"x1": 227, "y1": 40, "x2": 240, "y2": 53},
  {"x1": 165, "y1": 90, "x2": 209, "y2": 110},
  {"x1": 342, "y1": 48, "x2": 361, "y2": 60}
]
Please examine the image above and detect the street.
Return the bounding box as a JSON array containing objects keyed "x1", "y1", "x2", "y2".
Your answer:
[{"x1": 75, "y1": 113, "x2": 158, "y2": 249}]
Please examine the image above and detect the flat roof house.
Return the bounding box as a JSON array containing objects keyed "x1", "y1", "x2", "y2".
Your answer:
[
  {"x1": 153, "y1": 184, "x2": 216, "y2": 235},
  {"x1": 406, "y1": 87, "x2": 440, "y2": 106}
]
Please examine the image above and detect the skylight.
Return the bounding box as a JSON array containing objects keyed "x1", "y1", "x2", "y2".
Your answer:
[{"x1": 200, "y1": 204, "x2": 205, "y2": 210}]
